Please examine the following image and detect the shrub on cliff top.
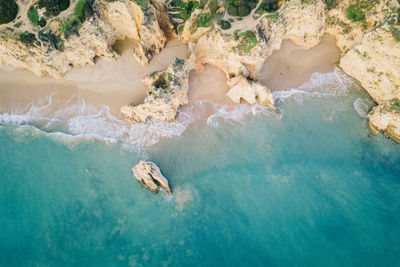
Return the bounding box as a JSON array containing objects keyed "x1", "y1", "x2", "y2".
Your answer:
[
  {"x1": 0, "y1": 0, "x2": 18, "y2": 24},
  {"x1": 237, "y1": 30, "x2": 258, "y2": 54},
  {"x1": 256, "y1": 0, "x2": 280, "y2": 14},
  {"x1": 227, "y1": 0, "x2": 258, "y2": 17},
  {"x1": 390, "y1": 26, "x2": 400, "y2": 42},
  {"x1": 390, "y1": 99, "x2": 400, "y2": 112},
  {"x1": 325, "y1": 0, "x2": 336, "y2": 10},
  {"x1": 19, "y1": 32, "x2": 37, "y2": 45},
  {"x1": 218, "y1": 19, "x2": 231, "y2": 30},
  {"x1": 38, "y1": 0, "x2": 70, "y2": 17},
  {"x1": 347, "y1": 3, "x2": 366, "y2": 22},
  {"x1": 27, "y1": 6, "x2": 39, "y2": 25},
  {"x1": 75, "y1": 0, "x2": 94, "y2": 23}
]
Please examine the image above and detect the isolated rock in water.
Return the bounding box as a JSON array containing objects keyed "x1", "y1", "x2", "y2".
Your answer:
[{"x1": 132, "y1": 161, "x2": 172, "y2": 194}]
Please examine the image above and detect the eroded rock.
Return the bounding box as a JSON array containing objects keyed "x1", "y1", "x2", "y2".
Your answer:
[
  {"x1": 0, "y1": 0, "x2": 167, "y2": 77},
  {"x1": 226, "y1": 76, "x2": 277, "y2": 111},
  {"x1": 132, "y1": 160, "x2": 172, "y2": 194},
  {"x1": 368, "y1": 99, "x2": 400, "y2": 143},
  {"x1": 121, "y1": 53, "x2": 194, "y2": 122}
]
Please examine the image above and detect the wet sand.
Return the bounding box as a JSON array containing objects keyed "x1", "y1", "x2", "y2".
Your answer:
[
  {"x1": 0, "y1": 34, "x2": 341, "y2": 120},
  {"x1": 258, "y1": 34, "x2": 341, "y2": 91},
  {"x1": 188, "y1": 65, "x2": 232, "y2": 105},
  {"x1": 0, "y1": 39, "x2": 188, "y2": 117}
]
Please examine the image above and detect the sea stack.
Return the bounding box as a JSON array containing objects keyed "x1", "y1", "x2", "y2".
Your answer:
[{"x1": 132, "y1": 161, "x2": 172, "y2": 194}]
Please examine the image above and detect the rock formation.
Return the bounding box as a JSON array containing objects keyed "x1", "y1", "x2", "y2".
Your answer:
[
  {"x1": 132, "y1": 161, "x2": 172, "y2": 194},
  {"x1": 1, "y1": 0, "x2": 400, "y2": 142},
  {"x1": 121, "y1": 53, "x2": 194, "y2": 122},
  {"x1": 0, "y1": 0, "x2": 167, "y2": 77},
  {"x1": 368, "y1": 99, "x2": 400, "y2": 144}
]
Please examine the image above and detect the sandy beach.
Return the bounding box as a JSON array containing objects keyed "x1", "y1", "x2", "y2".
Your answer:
[
  {"x1": 258, "y1": 34, "x2": 341, "y2": 91},
  {"x1": 0, "y1": 35, "x2": 341, "y2": 120}
]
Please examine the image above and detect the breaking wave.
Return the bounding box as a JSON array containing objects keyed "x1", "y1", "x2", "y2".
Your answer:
[
  {"x1": 0, "y1": 68, "x2": 361, "y2": 148},
  {"x1": 272, "y1": 67, "x2": 360, "y2": 101}
]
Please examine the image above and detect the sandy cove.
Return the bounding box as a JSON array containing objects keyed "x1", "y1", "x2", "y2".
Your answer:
[{"x1": 0, "y1": 34, "x2": 340, "y2": 118}]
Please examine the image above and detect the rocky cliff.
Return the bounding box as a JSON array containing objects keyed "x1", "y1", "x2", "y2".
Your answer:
[{"x1": 0, "y1": 0, "x2": 167, "y2": 77}]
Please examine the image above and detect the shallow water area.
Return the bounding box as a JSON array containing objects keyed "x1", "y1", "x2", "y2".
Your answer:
[{"x1": 1, "y1": 72, "x2": 400, "y2": 265}]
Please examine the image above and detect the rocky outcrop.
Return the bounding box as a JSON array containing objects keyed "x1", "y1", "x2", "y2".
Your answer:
[
  {"x1": 189, "y1": 0, "x2": 326, "y2": 109},
  {"x1": 0, "y1": 0, "x2": 167, "y2": 77},
  {"x1": 326, "y1": 0, "x2": 399, "y2": 53},
  {"x1": 340, "y1": 27, "x2": 400, "y2": 103},
  {"x1": 368, "y1": 99, "x2": 400, "y2": 143},
  {"x1": 132, "y1": 160, "x2": 172, "y2": 194},
  {"x1": 335, "y1": 1, "x2": 400, "y2": 143},
  {"x1": 121, "y1": 54, "x2": 194, "y2": 122},
  {"x1": 226, "y1": 76, "x2": 277, "y2": 111}
]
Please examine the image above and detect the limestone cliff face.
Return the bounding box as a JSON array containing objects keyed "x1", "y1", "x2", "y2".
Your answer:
[
  {"x1": 271, "y1": 0, "x2": 326, "y2": 50},
  {"x1": 333, "y1": 1, "x2": 400, "y2": 143},
  {"x1": 121, "y1": 53, "x2": 194, "y2": 122},
  {"x1": 0, "y1": 0, "x2": 167, "y2": 77},
  {"x1": 368, "y1": 100, "x2": 400, "y2": 144},
  {"x1": 326, "y1": 0, "x2": 399, "y2": 53},
  {"x1": 340, "y1": 27, "x2": 400, "y2": 104}
]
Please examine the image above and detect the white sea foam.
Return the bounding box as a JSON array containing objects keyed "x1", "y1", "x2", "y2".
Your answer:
[
  {"x1": 272, "y1": 67, "x2": 358, "y2": 101},
  {"x1": 0, "y1": 68, "x2": 359, "y2": 148},
  {"x1": 0, "y1": 93, "x2": 197, "y2": 148},
  {"x1": 353, "y1": 97, "x2": 374, "y2": 118}
]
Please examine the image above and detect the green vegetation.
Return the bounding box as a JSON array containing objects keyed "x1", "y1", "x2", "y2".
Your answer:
[
  {"x1": 13, "y1": 21, "x2": 22, "y2": 28},
  {"x1": 193, "y1": 11, "x2": 216, "y2": 28},
  {"x1": 256, "y1": 0, "x2": 280, "y2": 14},
  {"x1": 227, "y1": 0, "x2": 258, "y2": 17},
  {"x1": 207, "y1": 0, "x2": 219, "y2": 13},
  {"x1": 0, "y1": 0, "x2": 18, "y2": 24},
  {"x1": 346, "y1": 0, "x2": 377, "y2": 24},
  {"x1": 389, "y1": 99, "x2": 400, "y2": 112},
  {"x1": 38, "y1": 18, "x2": 47, "y2": 27},
  {"x1": 38, "y1": 30, "x2": 63, "y2": 50},
  {"x1": 189, "y1": 0, "x2": 223, "y2": 30},
  {"x1": 390, "y1": 26, "x2": 400, "y2": 42},
  {"x1": 132, "y1": 0, "x2": 148, "y2": 9},
  {"x1": 75, "y1": 0, "x2": 94, "y2": 22},
  {"x1": 59, "y1": 0, "x2": 94, "y2": 38},
  {"x1": 266, "y1": 12, "x2": 279, "y2": 22},
  {"x1": 19, "y1": 32, "x2": 37, "y2": 45},
  {"x1": 28, "y1": 6, "x2": 39, "y2": 25},
  {"x1": 38, "y1": 0, "x2": 70, "y2": 17},
  {"x1": 154, "y1": 73, "x2": 168, "y2": 89},
  {"x1": 397, "y1": 7, "x2": 400, "y2": 25},
  {"x1": 347, "y1": 3, "x2": 366, "y2": 22},
  {"x1": 218, "y1": 19, "x2": 231, "y2": 30},
  {"x1": 236, "y1": 30, "x2": 258, "y2": 54},
  {"x1": 169, "y1": 0, "x2": 199, "y2": 22},
  {"x1": 173, "y1": 58, "x2": 184, "y2": 69},
  {"x1": 325, "y1": 0, "x2": 336, "y2": 10}
]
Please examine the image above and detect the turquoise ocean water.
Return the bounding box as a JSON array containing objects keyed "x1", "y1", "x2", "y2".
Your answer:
[{"x1": 1, "y1": 70, "x2": 400, "y2": 266}]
